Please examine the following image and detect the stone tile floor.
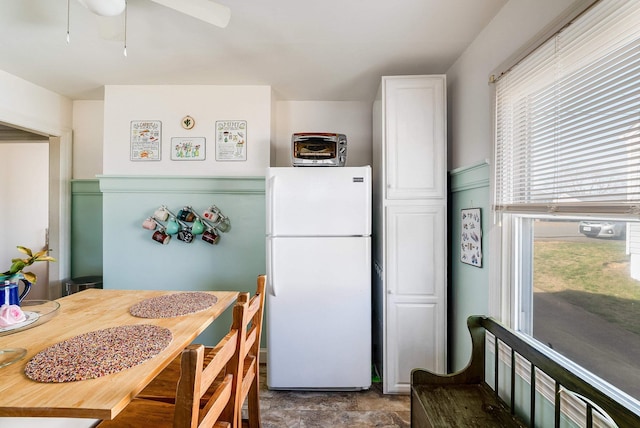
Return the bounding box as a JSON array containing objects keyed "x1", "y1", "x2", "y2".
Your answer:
[{"x1": 250, "y1": 366, "x2": 410, "y2": 428}]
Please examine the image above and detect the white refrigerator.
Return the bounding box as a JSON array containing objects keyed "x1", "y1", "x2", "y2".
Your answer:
[{"x1": 266, "y1": 166, "x2": 371, "y2": 390}]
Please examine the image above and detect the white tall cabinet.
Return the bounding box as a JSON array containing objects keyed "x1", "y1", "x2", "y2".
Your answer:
[{"x1": 372, "y1": 75, "x2": 447, "y2": 394}]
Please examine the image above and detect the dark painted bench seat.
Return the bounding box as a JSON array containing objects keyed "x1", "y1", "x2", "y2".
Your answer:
[
  {"x1": 411, "y1": 315, "x2": 640, "y2": 428},
  {"x1": 412, "y1": 383, "x2": 525, "y2": 427}
]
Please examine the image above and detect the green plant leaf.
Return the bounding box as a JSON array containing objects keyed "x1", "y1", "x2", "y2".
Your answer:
[
  {"x1": 33, "y1": 249, "x2": 48, "y2": 259},
  {"x1": 4, "y1": 245, "x2": 56, "y2": 278},
  {"x1": 9, "y1": 260, "x2": 26, "y2": 275},
  {"x1": 23, "y1": 271, "x2": 36, "y2": 284},
  {"x1": 16, "y1": 246, "x2": 32, "y2": 257}
]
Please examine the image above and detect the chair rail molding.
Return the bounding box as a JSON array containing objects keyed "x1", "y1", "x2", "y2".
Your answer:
[
  {"x1": 450, "y1": 161, "x2": 490, "y2": 193},
  {"x1": 98, "y1": 175, "x2": 265, "y2": 194}
]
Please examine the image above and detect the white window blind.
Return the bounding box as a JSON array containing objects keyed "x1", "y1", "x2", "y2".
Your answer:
[{"x1": 494, "y1": 0, "x2": 640, "y2": 215}]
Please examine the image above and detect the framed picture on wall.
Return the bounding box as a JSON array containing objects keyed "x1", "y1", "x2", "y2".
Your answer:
[
  {"x1": 170, "y1": 137, "x2": 206, "y2": 160},
  {"x1": 130, "y1": 120, "x2": 161, "y2": 161},
  {"x1": 461, "y1": 208, "x2": 482, "y2": 267},
  {"x1": 215, "y1": 120, "x2": 247, "y2": 161}
]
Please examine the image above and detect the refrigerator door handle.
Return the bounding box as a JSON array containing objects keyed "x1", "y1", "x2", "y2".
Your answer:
[
  {"x1": 267, "y1": 238, "x2": 277, "y2": 296},
  {"x1": 267, "y1": 175, "x2": 276, "y2": 236}
]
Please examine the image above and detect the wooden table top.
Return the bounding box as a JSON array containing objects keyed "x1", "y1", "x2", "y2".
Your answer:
[{"x1": 0, "y1": 289, "x2": 238, "y2": 420}]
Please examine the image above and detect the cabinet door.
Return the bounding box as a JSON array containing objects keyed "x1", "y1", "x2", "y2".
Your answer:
[
  {"x1": 384, "y1": 204, "x2": 446, "y2": 393},
  {"x1": 384, "y1": 76, "x2": 446, "y2": 200}
]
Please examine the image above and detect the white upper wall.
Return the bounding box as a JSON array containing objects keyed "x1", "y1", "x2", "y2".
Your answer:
[
  {"x1": 0, "y1": 70, "x2": 72, "y2": 136},
  {"x1": 274, "y1": 101, "x2": 372, "y2": 168},
  {"x1": 102, "y1": 85, "x2": 272, "y2": 176},
  {"x1": 446, "y1": 0, "x2": 578, "y2": 171},
  {"x1": 73, "y1": 100, "x2": 104, "y2": 179},
  {"x1": 75, "y1": 98, "x2": 373, "y2": 177}
]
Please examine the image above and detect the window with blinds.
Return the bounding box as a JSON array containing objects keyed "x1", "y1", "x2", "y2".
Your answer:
[
  {"x1": 492, "y1": 0, "x2": 640, "y2": 408},
  {"x1": 494, "y1": 0, "x2": 640, "y2": 216}
]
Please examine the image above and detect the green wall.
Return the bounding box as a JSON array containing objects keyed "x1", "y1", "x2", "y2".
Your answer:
[
  {"x1": 449, "y1": 162, "x2": 490, "y2": 371},
  {"x1": 71, "y1": 179, "x2": 103, "y2": 278},
  {"x1": 99, "y1": 175, "x2": 266, "y2": 347},
  {"x1": 450, "y1": 163, "x2": 576, "y2": 426}
]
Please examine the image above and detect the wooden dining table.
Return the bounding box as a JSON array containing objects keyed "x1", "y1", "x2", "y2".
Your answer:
[{"x1": 0, "y1": 288, "x2": 238, "y2": 421}]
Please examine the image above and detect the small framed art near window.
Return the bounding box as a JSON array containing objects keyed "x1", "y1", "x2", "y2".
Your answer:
[{"x1": 461, "y1": 208, "x2": 482, "y2": 267}]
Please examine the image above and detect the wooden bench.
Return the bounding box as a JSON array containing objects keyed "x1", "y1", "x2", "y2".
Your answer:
[{"x1": 411, "y1": 315, "x2": 640, "y2": 427}]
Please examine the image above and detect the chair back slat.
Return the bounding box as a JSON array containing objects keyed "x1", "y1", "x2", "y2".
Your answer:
[
  {"x1": 241, "y1": 355, "x2": 257, "y2": 392},
  {"x1": 199, "y1": 374, "x2": 233, "y2": 427},
  {"x1": 245, "y1": 322, "x2": 257, "y2": 350},
  {"x1": 199, "y1": 331, "x2": 238, "y2": 391}
]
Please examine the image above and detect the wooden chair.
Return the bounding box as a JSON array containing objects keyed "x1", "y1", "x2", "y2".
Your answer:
[
  {"x1": 139, "y1": 275, "x2": 266, "y2": 428},
  {"x1": 97, "y1": 295, "x2": 251, "y2": 428}
]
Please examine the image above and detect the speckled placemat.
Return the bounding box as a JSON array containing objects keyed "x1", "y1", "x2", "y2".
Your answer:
[
  {"x1": 129, "y1": 292, "x2": 218, "y2": 318},
  {"x1": 24, "y1": 324, "x2": 172, "y2": 383}
]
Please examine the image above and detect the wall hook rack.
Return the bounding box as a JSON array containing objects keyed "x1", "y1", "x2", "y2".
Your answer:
[{"x1": 142, "y1": 204, "x2": 230, "y2": 246}]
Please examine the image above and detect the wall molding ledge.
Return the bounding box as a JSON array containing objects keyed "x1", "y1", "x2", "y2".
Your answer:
[
  {"x1": 71, "y1": 179, "x2": 101, "y2": 195},
  {"x1": 98, "y1": 175, "x2": 265, "y2": 194},
  {"x1": 449, "y1": 161, "x2": 490, "y2": 193}
]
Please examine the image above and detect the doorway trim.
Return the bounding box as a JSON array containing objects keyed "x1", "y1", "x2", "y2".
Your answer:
[
  {"x1": 48, "y1": 133, "x2": 72, "y2": 296},
  {"x1": 0, "y1": 121, "x2": 72, "y2": 297}
]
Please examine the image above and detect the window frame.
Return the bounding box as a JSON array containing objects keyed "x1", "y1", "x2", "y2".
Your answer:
[{"x1": 489, "y1": 0, "x2": 640, "y2": 420}]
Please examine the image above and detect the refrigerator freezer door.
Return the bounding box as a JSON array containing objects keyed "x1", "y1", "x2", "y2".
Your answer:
[
  {"x1": 266, "y1": 166, "x2": 371, "y2": 237},
  {"x1": 266, "y1": 236, "x2": 371, "y2": 390}
]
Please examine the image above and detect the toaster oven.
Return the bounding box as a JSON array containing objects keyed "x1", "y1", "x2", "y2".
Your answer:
[{"x1": 291, "y1": 133, "x2": 347, "y2": 167}]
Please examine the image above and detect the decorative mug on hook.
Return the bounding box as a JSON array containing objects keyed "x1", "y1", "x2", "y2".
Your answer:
[
  {"x1": 152, "y1": 229, "x2": 171, "y2": 245},
  {"x1": 142, "y1": 217, "x2": 158, "y2": 230},
  {"x1": 178, "y1": 206, "x2": 195, "y2": 222},
  {"x1": 177, "y1": 230, "x2": 195, "y2": 243},
  {"x1": 191, "y1": 218, "x2": 205, "y2": 235},
  {"x1": 154, "y1": 206, "x2": 170, "y2": 222},
  {"x1": 166, "y1": 217, "x2": 180, "y2": 235},
  {"x1": 214, "y1": 215, "x2": 231, "y2": 233},
  {"x1": 202, "y1": 228, "x2": 220, "y2": 245},
  {"x1": 202, "y1": 205, "x2": 220, "y2": 222}
]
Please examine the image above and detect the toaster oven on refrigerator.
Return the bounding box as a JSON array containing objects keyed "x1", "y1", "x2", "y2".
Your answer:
[{"x1": 291, "y1": 132, "x2": 347, "y2": 166}]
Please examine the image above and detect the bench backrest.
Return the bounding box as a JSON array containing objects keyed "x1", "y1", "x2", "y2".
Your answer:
[{"x1": 476, "y1": 316, "x2": 640, "y2": 428}]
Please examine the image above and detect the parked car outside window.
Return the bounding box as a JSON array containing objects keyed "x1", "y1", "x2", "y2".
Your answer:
[{"x1": 578, "y1": 221, "x2": 626, "y2": 239}]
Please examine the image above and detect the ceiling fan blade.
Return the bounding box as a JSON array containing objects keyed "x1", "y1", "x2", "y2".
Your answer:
[
  {"x1": 77, "y1": 0, "x2": 126, "y2": 17},
  {"x1": 149, "y1": 0, "x2": 231, "y2": 28}
]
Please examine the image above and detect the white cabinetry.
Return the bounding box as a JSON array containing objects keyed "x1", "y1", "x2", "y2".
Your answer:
[{"x1": 372, "y1": 75, "x2": 447, "y2": 394}]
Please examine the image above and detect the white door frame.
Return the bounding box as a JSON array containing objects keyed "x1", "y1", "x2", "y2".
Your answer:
[
  {"x1": 47, "y1": 132, "x2": 72, "y2": 297},
  {"x1": 0, "y1": 123, "x2": 72, "y2": 298}
]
